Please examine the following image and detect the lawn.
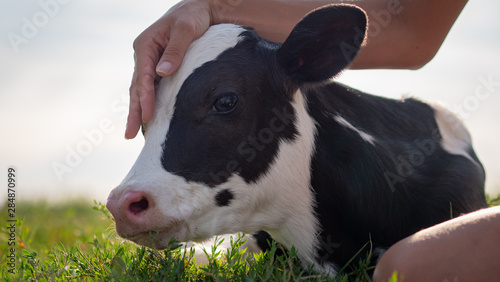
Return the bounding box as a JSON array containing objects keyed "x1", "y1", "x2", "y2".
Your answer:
[{"x1": 1, "y1": 195, "x2": 499, "y2": 281}]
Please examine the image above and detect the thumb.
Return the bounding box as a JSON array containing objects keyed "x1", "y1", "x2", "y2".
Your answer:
[{"x1": 156, "y1": 27, "x2": 195, "y2": 77}]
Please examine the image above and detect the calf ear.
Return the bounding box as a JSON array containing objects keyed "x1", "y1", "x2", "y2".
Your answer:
[{"x1": 277, "y1": 4, "x2": 367, "y2": 84}]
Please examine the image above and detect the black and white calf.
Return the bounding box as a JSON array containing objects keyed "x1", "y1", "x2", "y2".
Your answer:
[{"x1": 107, "y1": 5, "x2": 487, "y2": 276}]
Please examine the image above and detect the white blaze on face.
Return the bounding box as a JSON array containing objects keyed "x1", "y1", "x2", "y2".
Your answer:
[
  {"x1": 108, "y1": 24, "x2": 247, "y2": 247},
  {"x1": 109, "y1": 24, "x2": 322, "y2": 272}
]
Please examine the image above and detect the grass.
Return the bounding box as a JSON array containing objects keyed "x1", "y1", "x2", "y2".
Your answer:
[
  {"x1": 1, "y1": 194, "x2": 499, "y2": 281},
  {"x1": 486, "y1": 193, "x2": 500, "y2": 207}
]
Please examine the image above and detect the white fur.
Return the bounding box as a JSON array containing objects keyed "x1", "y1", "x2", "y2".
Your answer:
[
  {"x1": 327, "y1": 113, "x2": 376, "y2": 145},
  {"x1": 109, "y1": 24, "x2": 334, "y2": 274},
  {"x1": 182, "y1": 89, "x2": 330, "y2": 274},
  {"x1": 109, "y1": 24, "x2": 248, "y2": 247},
  {"x1": 430, "y1": 103, "x2": 477, "y2": 164}
]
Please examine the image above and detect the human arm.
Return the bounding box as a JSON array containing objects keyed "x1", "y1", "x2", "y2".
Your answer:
[
  {"x1": 125, "y1": 0, "x2": 468, "y2": 139},
  {"x1": 373, "y1": 206, "x2": 500, "y2": 282}
]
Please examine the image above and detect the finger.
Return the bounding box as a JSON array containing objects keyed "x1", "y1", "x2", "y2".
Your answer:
[
  {"x1": 125, "y1": 94, "x2": 142, "y2": 140},
  {"x1": 125, "y1": 70, "x2": 143, "y2": 140},
  {"x1": 156, "y1": 20, "x2": 198, "y2": 77},
  {"x1": 138, "y1": 71, "x2": 157, "y2": 123},
  {"x1": 126, "y1": 72, "x2": 155, "y2": 139},
  {"x1": 134, "y1": 36, "x2": 162, "y2": 120},
  {"x1": 126, "y1": 72, "x2": 156, "y2": 139},
  {"x1": 126, "y1": 37, "x2": 163, "y2": 139}
]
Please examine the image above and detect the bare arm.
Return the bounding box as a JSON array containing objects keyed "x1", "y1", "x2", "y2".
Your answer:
[
  {"x1": 125, "y1": 0, "x2": 468, "y2": 139},
  {"x1": 210, "y1": 0, "x2": 468, "y2": 69},
  {"x1": 349, "y1": 0, "x2": 468, "y2": 69},
  {"x1": 373, "y1": 206, "x2": 500, "y2": 282}
]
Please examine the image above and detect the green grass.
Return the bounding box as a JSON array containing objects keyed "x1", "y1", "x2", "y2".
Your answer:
[
  {"x1": 0, "y1": 199, "x2": 372, "y2": 281},
  {"x1": 1, "y1": 194, "x2": 499, "y2": 281},
  {"x1": 486, "y1": 193, "x2": 500, "y2": 207}
]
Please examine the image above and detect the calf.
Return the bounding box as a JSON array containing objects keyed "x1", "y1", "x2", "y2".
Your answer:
[{"x1": 107, "y1": 5, "x2": 487, "y2": 276}]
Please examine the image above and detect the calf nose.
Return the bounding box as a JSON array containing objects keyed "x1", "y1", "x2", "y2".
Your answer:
[{"x1": 106, "y1": 191, "x2": 152, "y2": 224}]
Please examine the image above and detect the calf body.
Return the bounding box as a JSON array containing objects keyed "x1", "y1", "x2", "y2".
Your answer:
[{"x1": 107, "y1": 5, "x2": 486, "y2": 276}]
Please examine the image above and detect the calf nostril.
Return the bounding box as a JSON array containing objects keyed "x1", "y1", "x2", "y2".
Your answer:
[{"x1": 129, "y1": 197, "x2": 149, "y2": 214}]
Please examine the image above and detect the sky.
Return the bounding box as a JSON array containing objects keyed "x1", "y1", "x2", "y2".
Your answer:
[{"x1": 1, "y1": 0, "x2": 499, "y2": 205}]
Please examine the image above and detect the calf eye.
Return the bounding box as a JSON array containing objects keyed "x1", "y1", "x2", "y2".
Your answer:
[{"x1": 213, "y1": 93, "x2": 238, "y2": 114}]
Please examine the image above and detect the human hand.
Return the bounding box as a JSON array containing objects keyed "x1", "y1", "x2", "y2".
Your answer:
[{"x1": 125, "y1": 0, "x2": 212, "y2": 139}]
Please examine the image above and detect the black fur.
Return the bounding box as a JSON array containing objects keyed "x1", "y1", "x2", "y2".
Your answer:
[
  {"x1": 215, "y1": 189, "x2": 234, "y2": 206},
  {"x1": 159, "y1": 4, "x2": 486, "y2": 272},
  {"x1": 161, "y1": 32, "x2": 297, "y2": 187},
  {"x1": 306, "y1": 83, "x2": 486, "y2": 267}
]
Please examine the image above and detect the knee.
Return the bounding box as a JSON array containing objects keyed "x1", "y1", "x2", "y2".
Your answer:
[
  {"x1": 372, "y1": 244, "x2": 410, "y2": 282},
  {"x1": 373, "y1": 206, "x2": 500, "y2": 282}
]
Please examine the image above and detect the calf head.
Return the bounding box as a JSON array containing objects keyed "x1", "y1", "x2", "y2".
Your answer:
[{"x1": 107, "y1": 4, "x2": 366, "y2": 264}]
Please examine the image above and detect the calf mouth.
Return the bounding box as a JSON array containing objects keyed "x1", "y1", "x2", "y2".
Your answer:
[{"x1": 124, "y1": 223, "x2": 186, "y2": 250}]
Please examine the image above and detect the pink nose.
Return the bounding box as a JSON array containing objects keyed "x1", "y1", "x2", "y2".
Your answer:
[{"x1": 106, "y1": 191, "x2": 151, "y2": 224}]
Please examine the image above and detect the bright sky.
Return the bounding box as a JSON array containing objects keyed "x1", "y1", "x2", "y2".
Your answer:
[{"x1": 1, "y1": 0, "x2": 499, "y2": 204}]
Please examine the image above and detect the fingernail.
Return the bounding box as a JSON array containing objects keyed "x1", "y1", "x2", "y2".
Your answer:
[
  {"x1": 156, "y1": 61, "x2": 173, "y2": 76},
  {"x1": 124, "y1": 126, "x2": 130, "y2": 140}
]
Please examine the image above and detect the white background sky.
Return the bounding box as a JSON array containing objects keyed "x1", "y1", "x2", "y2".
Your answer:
[{"x1": 1, "y1": 0, "x2": 499, "y2": 205}]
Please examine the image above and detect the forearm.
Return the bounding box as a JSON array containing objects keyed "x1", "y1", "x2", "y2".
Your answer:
[
  {"x1": 210, "y1": 0, "x2": 468, "y2": 69},
  {"x1": 352, "y1": 0, "x2": 468, "y2": 69},
  {"x1": 211, "y1": 0, "x2": 339, "y2": 42}
]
